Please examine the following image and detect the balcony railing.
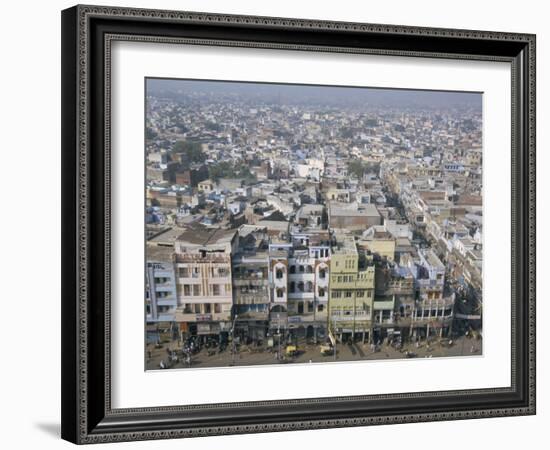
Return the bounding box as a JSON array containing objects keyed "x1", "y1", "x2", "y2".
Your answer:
[{"x1": 175, "y1": 312, "x2": 231, "y2": 322}]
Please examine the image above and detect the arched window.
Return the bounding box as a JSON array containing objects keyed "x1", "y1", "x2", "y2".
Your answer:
[
  {"x1": 319, "y1": 268, "x2": 326, "y2": 279},
  {"x1": 276, "y1": 288, "x2": 284, "y2": 298},
  {"x1": 306, "y1": 265, "x2": 313, "y2": 273},
  {"x1": 299, "y1": 265, "x2": 305, "y2": 273},
  {"x1": 306, "y1": 281, "x2": 313, "y2": 292},
  {"x1": 289, "y1": 281, "x2": 296, "y2": 293},
  {"x1": 289, "y1": 265, "x2": 296, "y2": 274},
  {"x1": 318, "y1": 287, "x2": 325, "y2": 297},
  {"x1": 298, "y1": 281, "x2": 305, "y2": 292},
  {"x1": 276, "y1": 268, "x2": 284, "y2": 279}
]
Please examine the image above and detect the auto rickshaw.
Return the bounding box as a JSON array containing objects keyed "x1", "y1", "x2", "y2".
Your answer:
[{"x1": 285, "y1": 345, "x2": 298, "y2": 357}]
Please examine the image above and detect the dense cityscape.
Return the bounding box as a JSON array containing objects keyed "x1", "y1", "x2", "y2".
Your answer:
[{"x1": 144, "y1": 79, "x2": 483, "y2": 370}]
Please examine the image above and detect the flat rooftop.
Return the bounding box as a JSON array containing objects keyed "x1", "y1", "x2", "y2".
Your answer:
[
  {"x1": 146, "y1": 244, "x2": 174, "y2": 263},
  {"x1": 176, "y1": 225, "x2": 235, "y2": 246}
]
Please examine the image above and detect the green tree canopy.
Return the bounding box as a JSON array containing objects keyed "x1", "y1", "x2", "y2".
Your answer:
[
  {"x1": 173, "y1": 140, "x2": 206, "y2": 164},
  {"x1": 347, "y1": 160, "x2": 380, "y2": 179},
  {"x1": 209, "y1": 161, "x2": 256, "y2": 183}
]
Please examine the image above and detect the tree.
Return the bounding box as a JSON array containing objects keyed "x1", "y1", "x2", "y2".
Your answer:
[
  {"x1": 173, "y1": 140, "x2": 206, "y2": 163},
  {"x1": 347, "y1": 160, "x2": 380, "y2": 179},
  {"x1": 145, "y1": 127, "x2": 158, "y2": 140},
  {"x1": 208, "y1": 161, "x2": 256, "y2": 183}
]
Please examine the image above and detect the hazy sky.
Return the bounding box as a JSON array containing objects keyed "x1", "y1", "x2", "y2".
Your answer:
[{"x1": 146, "y1": 78, "x2": 482, "y2": 110}]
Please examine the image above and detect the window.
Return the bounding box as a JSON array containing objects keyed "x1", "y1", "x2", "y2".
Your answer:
[
  {"x1": 298, "y1": 281, "x2": 305, "y2": 292},
  {"x1": 193, "y1": 285, "x2": 201, "y2": 296},
  {"x1": 356, "y1": 290, "x2": 365, "y2": 297},
  {"x1": 345, "y1": 291, "x2": 352, "y2": 298},
  {"x1": 276, "y1": 268, "x2": 284, "y2": 279},
  {"x1": 276, "y1": 288, "x2": 284, "y2": 298},
  {"x1": 307, "y1": 301, "x2": 314, "y2": 313},
  {"x1": 319, "y1": 268, "x2": 326, "y2": 279},
  {"x1": 299, "y1": 265, "x2": 305, "y2": 273},
  {"x1": 289, "y1": 265, "x2": 296, "y2": 274},
  {"x1": 205, "y1": 303, "x2": 211, "y2": 313},
  {"x1": 194, "y1": 304, "x2": 201, "y2": 313},
  {"x1": 318, "y1": 287, "x2": 325, "y2": 297},
  {"x1": 306, "y1": 281, "x2": 313, "y2": 292},
  {"x1": 306, "y1": 265, "x2": 313, "y2": 273},
  {"x1": 289, "y1": 281, "x2": 296, "y2": 293},
  {"x1": 183, "y1": 284, "x2": 191, "y2": 296},
  {"x1": 298, "y1": 302, "x2": 304, "y2": 314},
  {"x1": 212, "y1": 284, "x2": 220, "y2": 296},
  {"x1": 318, "y1": 304, "x2": 324, "y2": 312},
  {"x1": 214, "y1": 303, "x2": 221, "y2": 313},
  {"x1": 192, "y1": 267, "x2": 200, "y2": 278},
  {"x1": 179, "y1": 267, "x2": 189, "y2": 278}
]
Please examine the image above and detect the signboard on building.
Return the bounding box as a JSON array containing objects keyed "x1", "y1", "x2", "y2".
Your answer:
[{"x1": 196, "y1": 314, "x2": 212, "y2": 322}]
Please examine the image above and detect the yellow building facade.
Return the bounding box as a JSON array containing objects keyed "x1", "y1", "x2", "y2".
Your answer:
[{"x1": 328, "y1": 237, "x2": 375, "y2": 343}]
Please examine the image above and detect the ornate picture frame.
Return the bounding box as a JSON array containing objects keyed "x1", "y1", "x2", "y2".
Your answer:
[{"x1": 61, "y1": 5, "x2": 536, "y2": 444}]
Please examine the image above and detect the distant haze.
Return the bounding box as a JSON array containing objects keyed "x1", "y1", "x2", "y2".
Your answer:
[{"x1": 146, "y1": 78, "x2": 482, "y2": 110}]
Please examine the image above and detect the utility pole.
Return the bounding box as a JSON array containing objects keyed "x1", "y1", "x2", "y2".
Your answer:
[
  {"x1": 277, "y1": 313, "x2": 281, "y2": 361},
  {"x1": 231, "y1": 314, "x2": 239, "y2": 365}
]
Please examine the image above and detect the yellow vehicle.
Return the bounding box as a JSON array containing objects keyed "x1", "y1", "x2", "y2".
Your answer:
[{"x1": 285, "y1": 345, "x2": 298, "y2": 357}]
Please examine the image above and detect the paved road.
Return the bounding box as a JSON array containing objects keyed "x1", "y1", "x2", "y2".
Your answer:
[{"x1": 146, "y1": 335, "x2": 482, "y2": 370}]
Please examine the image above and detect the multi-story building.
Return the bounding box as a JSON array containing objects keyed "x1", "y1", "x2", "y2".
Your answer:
[
  {"x1": 408, "y1": 249, "x2": 455, "y2": 339},
  {"x1": 328, "y1": 202, "x2": 382, "y2": 233},
  {"x1": 268, "y1": 240, "x2": 291, "y2": 334},
  {"x1": 145, "y1": 245, "x2": 178, "y2": 343},
  {"x1": 328, "y1": 236, "x2": 375, "y2": 343},
  {"x1": 173, "y1": 226, "x2": 237, "y2": 339},
  {"x1": 232, "y1": 226, "x2": 270, "y2": 341},
  {"x1": 371, "y1": 259, "x2": 415, "y2": 343},
  {"x1": 286, "y1": 230, "x2": 331, "y2": 341}
]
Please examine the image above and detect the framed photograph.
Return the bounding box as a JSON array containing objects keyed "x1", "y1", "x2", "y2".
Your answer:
[{"x1": 61, "y1": 5, "x2": 536, "y2": 444}]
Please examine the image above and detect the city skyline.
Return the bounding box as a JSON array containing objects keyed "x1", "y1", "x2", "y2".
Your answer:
[
  {"x1": 147, "y1": 78, "x2": 482, "y2": 109},
  {"x1": 144, "y1": 78, "x2": 483, "y2": 370}
]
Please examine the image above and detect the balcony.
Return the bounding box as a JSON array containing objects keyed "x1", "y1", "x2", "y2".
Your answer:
[
  {"x1": 288, "y1": 272, "x2": 315, "y2": 281},
  {"x1": 233, "y1": 278, "x2": 269, "y2": 287},
  {"x1": 175, "y1": 311, "x2": 231, "y2": 322},
  {"x1": 235, "y1": 293, "x2": 270, "y2": 304},
  {"x1": 410, "y1": 316, "x2": 453, "y2": 326},
  {"x1": 156, "y1": 297, "x2": 177, "y2": 306},
  {"x1": 233, "y1": 270, "x2": 268, "y2": 281},
  {"x1": 235, "y1": 311, "x2": 269, "y2": 321}
]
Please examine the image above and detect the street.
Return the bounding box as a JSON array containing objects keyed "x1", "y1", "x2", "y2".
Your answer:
[{"x1": 146, "y1": 335, "x2": 482, "y2": 370}]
